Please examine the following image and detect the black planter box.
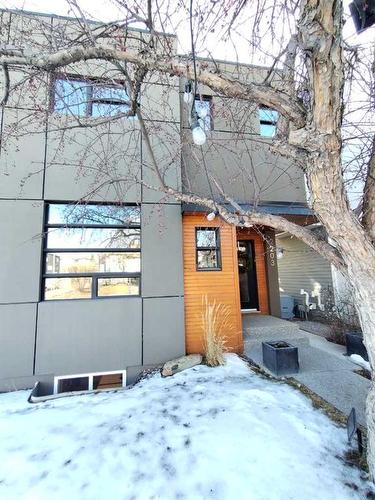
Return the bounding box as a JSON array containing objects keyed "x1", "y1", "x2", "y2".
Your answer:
[
  {"x1": 262, "y1": 341, "x2": 299, "y2": 376},
  {"x1": 346, "y1": 332, "x2": 368, "y2": 361}
]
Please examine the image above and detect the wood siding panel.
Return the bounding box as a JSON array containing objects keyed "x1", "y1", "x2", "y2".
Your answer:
[{"x1": 183, "y1": 214, "x2": 243, "y2": 354}]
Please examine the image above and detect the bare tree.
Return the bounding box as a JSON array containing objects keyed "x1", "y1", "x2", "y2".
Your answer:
[{"x1": 1, "y1": 0, "x2": 375, "y2": 475}]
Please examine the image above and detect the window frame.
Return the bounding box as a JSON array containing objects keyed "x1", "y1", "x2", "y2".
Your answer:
[
  {"x1": 194, "y1": 95, "x2": 213, "y2": 131},
  {"x1": 195, "y1": 227, "x2": 222, "y2": 271},
  {"x1": 51, "y1": 73, "x2": 133, "y2": 118},
  {"x1": 258, "y1": 106, "x2": 278, "y2": 137},
  {"x1": 53, "y1": 369, "x2": 127, "y2": 394},
  {"x1": 42, "y1": 202, "x2": 141, "y2": 301}
]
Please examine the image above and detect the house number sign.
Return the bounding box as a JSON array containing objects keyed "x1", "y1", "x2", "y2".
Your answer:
[{"x1": 268, "y1": 244, "x2": 276, "y2": 267}]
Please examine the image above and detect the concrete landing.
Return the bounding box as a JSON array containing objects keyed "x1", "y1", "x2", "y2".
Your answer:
[{"x1": 243, "y1": 314, "x2": 370, "y2": 426}]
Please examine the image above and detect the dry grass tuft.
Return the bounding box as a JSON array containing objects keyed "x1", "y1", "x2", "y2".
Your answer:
[{"x1": 201, "y1": 295, "x2": 231, "y2": 367}]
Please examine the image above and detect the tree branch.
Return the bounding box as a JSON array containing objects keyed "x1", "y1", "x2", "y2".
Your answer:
[{"x1": 0, "y1": 45, "x2": 306, "y2": 127}]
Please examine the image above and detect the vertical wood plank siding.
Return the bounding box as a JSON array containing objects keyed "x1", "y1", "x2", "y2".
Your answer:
[{"x1": 183, "y1": 214, "x2": 243, "y2": 354}]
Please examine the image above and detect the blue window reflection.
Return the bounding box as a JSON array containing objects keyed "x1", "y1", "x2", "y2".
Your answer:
[
  {"x1": 195, "y1": 97, "x2": 212, "y2": 131},
  {"x1": 54, "y1": 78, "x2": 89, "y2": 116},
  {"x1": 47, "y1": 204, "x2": 141, "y2": 226},
  {"x1": 259, "y1": 107, "x2": 279, "y2": 137},
  {"x1": 54, "y1": 77, "x2": 132, "y2": 118}
]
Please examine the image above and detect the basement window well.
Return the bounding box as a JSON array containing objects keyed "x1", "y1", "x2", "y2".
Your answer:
[{"x1": 53, "y1": 370, "x2": 127, "y2": 394}]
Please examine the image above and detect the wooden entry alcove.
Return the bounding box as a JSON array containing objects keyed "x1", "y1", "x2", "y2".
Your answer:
[
  {"x1": 236, "y1": 227, "x2": 270, "y2": 315},
  {"x1": 183, "y1": 213, "x2": 243, "y2": 354}
]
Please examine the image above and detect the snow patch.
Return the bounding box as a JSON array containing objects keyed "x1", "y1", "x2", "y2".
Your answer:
[
  {"x1": 0, "y1": 354, "x2": 371, "y2": 499},
  {"x1": 350, "y1": 354, "x2": 371, "y2": 371}
]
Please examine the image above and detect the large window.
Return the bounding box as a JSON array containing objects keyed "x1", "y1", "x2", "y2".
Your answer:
[
  {"x1": 196, "y1": 227, "x2": 221, "y2": 270},
  {"x1": 43, "y1": 204, "x2": 141, "y2": 300},
  {"x1": 258, "y1": 107, "x2": 278, "y2": 137},
  {"x1": 53, "y1": 76, "x2": 132, "y2": 118}
]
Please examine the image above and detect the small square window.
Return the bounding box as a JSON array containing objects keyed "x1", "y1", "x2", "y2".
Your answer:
[
  {"x1": 259, "y1": 107, "x2": 278, "y2": 137},
  {"x1": 196, "y1": 227, "x2": 221, "y2": 270},
  {"x1": 195, "y1": 96, "x2": 212, "y2": 131}
]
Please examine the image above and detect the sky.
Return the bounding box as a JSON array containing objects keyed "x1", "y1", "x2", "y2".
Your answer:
[{"x1": 3, "y1": 0, "x2": 374, "y2": 62}]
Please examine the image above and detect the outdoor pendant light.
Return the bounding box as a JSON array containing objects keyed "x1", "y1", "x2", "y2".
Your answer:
[{"x1": 191, "y1": 120, "x2": 207, "y2": 145}]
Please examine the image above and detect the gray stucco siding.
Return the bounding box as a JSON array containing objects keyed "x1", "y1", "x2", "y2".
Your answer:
[
  {"x1": 142, "y1": 296, "x2": 185, "y2": 365},
  {"x1": 0, "y1": 200, "x2": 44, "y2": 303},
  {"x1": 0, "y1": 303, "x2": 37, "y2": 379},
  {"x1": 141, "y1": 203, "x2": 184, "y2": 297},
  {"x1": 35, "y1": 298, "x2": 142, "y2": 375}
]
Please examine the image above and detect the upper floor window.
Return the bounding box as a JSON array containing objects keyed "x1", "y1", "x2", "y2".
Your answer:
[
  {"x1": 53, "y1": 76, "x2": 132, "y2": 118},
  {"x1": 259, "y1": 107, "x2": 278, "y2": 137},
  {"x1": 195, "y1": 95, "x2": 213, "y2": 131},
  {"x1": 43, "y1": 203, "x2": 141, "y2": 300},
  {"x1": 196, "y1": 227, "x2": 221, "y2": 270}
]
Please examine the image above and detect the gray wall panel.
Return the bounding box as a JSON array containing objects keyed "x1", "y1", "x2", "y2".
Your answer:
[
  {"x1": 35, "y1": 298, "x2": 142, "y2": 375},
  {"x1": 0, "y1": 303, "x2": 37, "y2": 379},
  {"x1": 143, "y1": 296, "x2": 185, "y2": 365},
  {"x1": 0, "y1": 200, "x2": 43, "y2": 303},
  {"x1": 141, "y1": 203, "x2": 184, "y2": 297}
]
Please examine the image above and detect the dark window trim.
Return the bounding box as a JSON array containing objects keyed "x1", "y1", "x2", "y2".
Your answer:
[
  {"x1": 195, "y1": 94, "x2": 213, "y2": 131},
  {"x1": 42, "y1": 202, "x2": 141, "y2": 301},
  {"x1": 195, "y1": 227, "x2": 222, "y2": 271},
  {"x1": 51, "y1": 73, "x2": 133, "y2": 117}
]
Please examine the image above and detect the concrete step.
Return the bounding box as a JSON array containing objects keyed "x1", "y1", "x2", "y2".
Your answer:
[{"x1": 243, "y1": 314, "x2": 301, "y2": 339}]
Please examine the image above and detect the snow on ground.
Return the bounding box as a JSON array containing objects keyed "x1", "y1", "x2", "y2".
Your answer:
[
  {"x1": 350, "y1": 353, "x2": 371, "y2": 372},
  {"x1": 0, "y1": 354, "x2": 371, "y2": 500}
]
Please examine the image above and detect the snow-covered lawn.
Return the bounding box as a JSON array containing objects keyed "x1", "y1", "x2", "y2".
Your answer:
[{"x1": 0, "y1": 355, "x2": 371, "y2": 500}]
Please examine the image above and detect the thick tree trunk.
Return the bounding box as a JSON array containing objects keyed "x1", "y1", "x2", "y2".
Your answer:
[
  {"x1": 362, "y1": 136, "x2": 375, "y2": 243},
  {"x1": 298, "y1": 0, "x2": 375, "y2": 477}
]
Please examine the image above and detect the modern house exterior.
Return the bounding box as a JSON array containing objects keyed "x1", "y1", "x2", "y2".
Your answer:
[{"x1": 0, "y1": 9, "x2": 311, "y2": 392}]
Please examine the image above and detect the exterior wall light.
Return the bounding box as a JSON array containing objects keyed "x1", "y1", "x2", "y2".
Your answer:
[
  {"x1": 191, "y1": 118, "x2": 207, "y2": 146},
  {"x1": 276, "y1": 247, "x2": 284, "y2": 259},
  {"x1": 206, "y1": 211, "x2": 217, "y2": 221}
]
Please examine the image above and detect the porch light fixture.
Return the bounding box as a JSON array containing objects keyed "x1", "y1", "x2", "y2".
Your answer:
[
  {"x1": 276, "y1": 247, "x2": 284, "y2": 259},
  {"x1": 206, "y1": 211, "x2": 217, "y2": 221},
  {"x1": 191, "y1": 115, "x2": 207, "y2": 146}
]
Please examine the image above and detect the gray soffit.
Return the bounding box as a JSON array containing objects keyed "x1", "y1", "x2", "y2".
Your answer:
[{"x1": 181, "y1": 202, "x2": 314, "y2": 216}]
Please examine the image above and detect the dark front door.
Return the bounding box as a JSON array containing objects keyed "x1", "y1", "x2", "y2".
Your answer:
[{"x1": 237, "y1": 240, "x2": 259, "y2": 310}]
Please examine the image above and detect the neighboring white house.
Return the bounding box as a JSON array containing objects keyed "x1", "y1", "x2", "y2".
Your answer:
[{"x1": 276, "y1": 224, "x2": 356, "y2": 319}]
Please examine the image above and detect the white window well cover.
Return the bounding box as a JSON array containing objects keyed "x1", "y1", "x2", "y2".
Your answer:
[{"x1": 53, "y1": 370, "x2": 127, "y2": 394}]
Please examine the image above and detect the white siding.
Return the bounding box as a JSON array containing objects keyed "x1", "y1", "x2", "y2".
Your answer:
[{"x1": 276, "y1": 235, "x2": 333, "y2": 306}]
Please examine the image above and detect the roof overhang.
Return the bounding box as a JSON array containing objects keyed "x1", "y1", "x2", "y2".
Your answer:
[{"x1": 182, "y1": 201, "x2": 314, "y2": 217}]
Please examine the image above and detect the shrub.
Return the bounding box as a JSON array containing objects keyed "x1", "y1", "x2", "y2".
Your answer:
[
  {"x1": 201, "y1": 295, "x2": 230, "y2": 367},
  {"x1": 319, "y1": 286, "x2": 361, "y2": 345}
]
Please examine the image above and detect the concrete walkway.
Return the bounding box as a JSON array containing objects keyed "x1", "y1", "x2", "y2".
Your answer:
[{"x1": 243, "y1": 314, "x2": 370, "y2": 426}]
